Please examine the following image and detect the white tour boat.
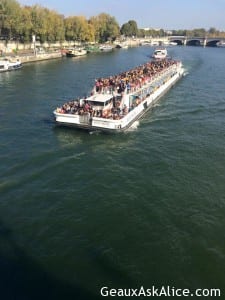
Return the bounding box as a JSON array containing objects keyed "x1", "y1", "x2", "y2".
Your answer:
[
  {"x1": 152, "y1": 48, "x2": 168, "y2": 59},
  {"x1": 53, "y1": 58, "x2": 184, "y2": 132},
  {"x1": 0, "y1": 57, "x2": 22, "y2": 72}
]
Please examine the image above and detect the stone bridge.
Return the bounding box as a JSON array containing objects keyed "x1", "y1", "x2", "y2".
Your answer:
[{"x1": 168, "y1": 36, "x2": 224, "y2": 47}]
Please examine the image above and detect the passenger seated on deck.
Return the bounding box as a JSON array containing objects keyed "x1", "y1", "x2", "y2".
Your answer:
[
  {"x1": 135, "y1": 96, "x2": 141, "y2": 106},
  {"x1": 117, "y1": 107, "x2": 121, "y2": 115},
  {"x1": 95, "y1": 80, "x2": 100, "y2": 92},
  {"x1": 84, "y1": 102, "x2": 90, "y2": 111},
  {"x1": 122, "y1": 105, "x2": 128, "y2": 115}
]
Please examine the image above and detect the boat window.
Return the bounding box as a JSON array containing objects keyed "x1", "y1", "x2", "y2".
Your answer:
[
  {"x1": 129, "y1": 94, "x2": 140, "y2": 107},
  {"x1": 89, "y1": 101, "x2": 104, "y2": 107},
  {"x1": 129, "y1": 95, "x2": 136, "y2": 102},
  {"x1": 104, "y1": 98, "x2": 113, "y2": 106}
]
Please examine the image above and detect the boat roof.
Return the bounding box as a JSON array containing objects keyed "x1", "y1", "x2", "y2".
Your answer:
[
  {"x1": 154, "y1": 48, "x2": 167, "y2": 52},
  {"x1": 86, "y1": 93, "x2": 113, "y2": 103}
]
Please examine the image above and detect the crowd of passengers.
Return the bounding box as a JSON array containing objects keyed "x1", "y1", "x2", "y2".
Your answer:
[
  {"x1": 94, "y1": 58, "x2": 179, "y2": 94},
  {"x1": 56, "y1": 59, "x2": 180, "y2": 119},
  {"x1": 57, "y1": 100, "x2": 100, "y2": 117},
  {"x1": 56, "y1": 98, "x2": 132, "y2": 119}
]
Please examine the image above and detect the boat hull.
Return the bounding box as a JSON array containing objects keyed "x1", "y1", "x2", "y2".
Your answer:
[
  {"x1": 0, "y1": 65, "x2": 22, "y2": 72},
  {"x1": 152, "y1": 48, "x2": 167, "y2": 59},
  {"x1": 0, "y1": 59, "x2": 22, "y2": 72},
  {"x1": 66, "y1": 49, "x2": 87, "y2": 57},
  {"x1": 54, "y1": 66, "x2": 184, "y2": 132}
]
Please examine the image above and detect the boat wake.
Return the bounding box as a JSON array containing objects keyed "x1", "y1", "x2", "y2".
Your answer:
[{"x1": 183, "y1": 69, "x2": 189, "y2": 77}]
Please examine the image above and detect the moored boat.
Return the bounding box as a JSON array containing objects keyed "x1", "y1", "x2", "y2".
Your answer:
[
  {"x1": 85, "y1": 45, "x2": 100, "y2": 53},
  {"x1": 99, "y1": 45, "x2": 113, "y2": 51},
  {"x1": 216, "y1": 41, "x2": 225, "y2": 48},
  {"x1": 152, "y1": 47, "x2": 168, "y2": 59},
  {"x1": 0, "y1": 57, "x2": 22, "y2": 72},
  {"x1": 53, "y1": 58, "x2": 184, "y2": 132},
  {"x1": 169, "y1": 42, "x2": 177, "y2": 46},
  {"x1": 115, "y1": 43, "x2": 129, "y2": 49},
  {"x1": 66, "y1": 48, "x2": 87, "y2": 57}
]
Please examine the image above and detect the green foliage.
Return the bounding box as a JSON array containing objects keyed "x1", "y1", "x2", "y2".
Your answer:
[
  {"x1": 89, "y1": 13, "x2": 120, "y2": 42},
  {"x1": 0, "y1": 0, "x2": 22, "y2": 38},
  {"x1": 19, "y1": 6, "x2": 32, "y2": 41},
  {"x1": 0, "y1": 1, "x2": 120, "y2": 43},
  {"x1": 121, "y1": 20, "x2": 138, "y2": 37},
  {"x1": 1, "y1": 0, "x2": 225, "y2": 43},
  {"x1": 138, "y1": 28, "x2": 166, "y2": 38},
  {"x1": 64, "y1": 16, "x2": 92, "y2": 42},
  {"x1": 171, "y1": 28, "x2": 224, "y2": 38}
]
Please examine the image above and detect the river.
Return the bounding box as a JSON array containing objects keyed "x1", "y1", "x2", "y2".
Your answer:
[{"x1": 0, "y1": 46, "x2": 225, "y2": 299}]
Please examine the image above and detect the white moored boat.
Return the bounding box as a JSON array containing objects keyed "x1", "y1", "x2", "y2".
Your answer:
[
  {"x1": 116, "y1": 42, "x2": 129, "y2": 49},
  {"x1": 216, "y1": 41, "x2": 225, "y2": 48},
  {"x1": 66, "y1": 48, "x2": 87, "y2": 57},
  {"x1": 53, "y1": 58, "x2": 184, "y2": 132},
  {"x1": 152, "y1": 47, "x2": 168, "y2": 59},
  {"x1": 99, "y1": 45, "x2": 113, "y2": 51},
  {"x1": 0, "y1": 57, "x2": 22, "y2": 72}
]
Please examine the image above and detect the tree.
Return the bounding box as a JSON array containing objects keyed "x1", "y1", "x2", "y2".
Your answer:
[
  {"x1": 120, "y1": 22, "x2": 130, "y2": 36},
  {"x1": 208, "y1": 27, "x2": 219, "y2": 37},
  {"x1": 90, "y1": 13, "x2": 120, "y2": 42},
  {"x1": 30, "y1": 5, "x2": 49, "y2": 42},
  {"x1": 18, "y1": 6, "x2": 32, "y2": 42},
  {"x1": 120, "y1": 20, "x2": 138, "y2": 37},
  {"x1": 1, "y1": 0, "x2": 22, "y2": 39},
  {"x1": 65, "y1": 16, "x2": 92, "y2": 42},
  {"x1": 172, "y1": 29, "x2": 186, "y2": 36},
  {"x1": 138, "y1": 28, "x2": 146, "y2": 38},
  {"x1": 191, "y1": 28, "x2": 206, "y2": 37},
  {"x1": 0, "y1": 0, "x2": 6, "y2": 36},
  {"x1": 46, "y1": 10, "x2": 65, "y2": 42}
]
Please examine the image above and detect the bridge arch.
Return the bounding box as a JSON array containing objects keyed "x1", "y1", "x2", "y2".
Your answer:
[
  {"x1": 186, "y1": 39, "x2": 201, "y2": 46},
  {"x1": 170, "y1": 39, "x2": 183, "y2": 45},
  {"x1": 206, "y1": 40, "x2": 220, "y2": 47}
]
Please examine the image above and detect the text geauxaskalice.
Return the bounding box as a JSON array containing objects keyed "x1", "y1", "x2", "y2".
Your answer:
[{"x1": 100, "y1": 286, "x2": 221, "y2": 297}]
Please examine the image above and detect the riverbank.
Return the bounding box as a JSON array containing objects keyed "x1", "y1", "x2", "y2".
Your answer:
[
  {"x1": 9, "y1": 41, "x2": 138, "y2": 64},
  {"x1": 19, "y1": 51, "x2": 62, "y2": 64},
  {"x1": 0, "y1": 36, "x2": 181, "y2": 65},
  {"x1": 0, "y1": 38, "x2": 141, "y2": 56},
  {"x1": 0, "y1": 37, "x2": 169, "y2": 65}
]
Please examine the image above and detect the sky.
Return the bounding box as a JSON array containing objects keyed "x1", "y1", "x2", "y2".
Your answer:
[{"x1": 18, "y1": 0, "x2": 225, "y2": 30}]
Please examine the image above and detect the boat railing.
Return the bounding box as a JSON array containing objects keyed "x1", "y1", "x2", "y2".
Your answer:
[{"x1": 93, "y1": 62, "x2": 180, "y2": 97}]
